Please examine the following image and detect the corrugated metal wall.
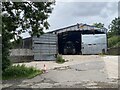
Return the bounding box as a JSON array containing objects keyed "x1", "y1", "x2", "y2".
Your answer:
[
  {"x1": 32, "y1": 33, "x2": 57, "y2": 60},
  {"x1": 81, "y1": 34, "x2": 107, "y2": 54}
]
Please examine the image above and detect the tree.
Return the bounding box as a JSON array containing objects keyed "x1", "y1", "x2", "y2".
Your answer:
[
  {"x1": 93, "y1": 23, "x2": 104, "y2": 28},
  {"x1": 2, "y1": 1, "x2": 55, "y2": 71},
  {"x1": 108, "y1": 17, "x2": 120, "y2": 37},
  {"x1": 107, "y1": 17, "x2": 120, "y2": 48}
]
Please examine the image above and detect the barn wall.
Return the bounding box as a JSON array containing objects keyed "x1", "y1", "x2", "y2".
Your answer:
[
  {"x1": 10, "y1": 49, "x2": 33, "y2": 56},
  {"x1": 13, "y1": 37, "x2": 32, "y2": 49},
  {"x1": 9, "y1": 49, "x2": 33, "y2": 63},
  {"x1": 81, "y1": 34, "x2": 107, "y2": 54},
  {"x1": 33, "y1": 33, "x2": 58, "y2": 60},
  {"x1": 10, "y1": 56, "x2": 33, "y2": 63}
]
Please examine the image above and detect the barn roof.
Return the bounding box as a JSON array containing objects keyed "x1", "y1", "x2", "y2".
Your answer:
[{"x1": 48, "y1": 23, "x2": 107, "y2": 34}]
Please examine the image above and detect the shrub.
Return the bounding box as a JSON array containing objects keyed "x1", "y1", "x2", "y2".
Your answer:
[
  {"x1": 2, "y1": 64, "x2": 43, "y2": 80},
  {"x1": 108, "y1": 36, "x2": 120, "y2": 48},
  {"x1": 56, "y1": 54, "x2": 65, "y2": 64}
]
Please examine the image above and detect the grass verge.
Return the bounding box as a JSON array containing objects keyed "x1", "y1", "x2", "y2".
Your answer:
[{"x1": 2, "y1": 64, "x2": 43, "y2": 80}]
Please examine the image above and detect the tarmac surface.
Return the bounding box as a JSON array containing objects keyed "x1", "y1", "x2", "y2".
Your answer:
[{"x1": 2, "y1": 55, "x2": 119, "y2": 89}]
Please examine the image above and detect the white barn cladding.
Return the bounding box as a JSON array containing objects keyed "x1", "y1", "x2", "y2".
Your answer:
[
  {"x1": 33, "y1": 23, "x2": 107, "y2": 60},
  {"x1": 49, "y1": 23, "x2": 107, "y2": 55}
]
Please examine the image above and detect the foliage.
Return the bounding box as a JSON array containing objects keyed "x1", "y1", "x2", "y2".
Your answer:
[
  {"x1": 108, "y1": 17, "x2": 120, "y2": 37},
  {"x1": 2, "y1": 2, "x2": 54, "y2": 37},
  {"x1": 2, "y1": 29, "x2": 12, "y2": 71},
  {"x1": 2, "y1": 64, "x2": 43, "y2": 80},
  {"x1": 2, "y1": 1, "x2": 54, "y2": 71},
  {"x1": 93, "y1": 23, "x2": 104, "y2": 28},
  {"x1": 107, "y1": 17, "x2": 120, "y2": 48},
  {"x1": 108, "y1": 36, "x2": 120, "y2": 48},
  {"x1": 56, "y1": 54, "x2": 65, "y2": 64}
]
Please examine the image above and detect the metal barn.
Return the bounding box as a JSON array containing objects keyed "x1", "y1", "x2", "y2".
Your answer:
[
  {"x1": 49, "y1": 23, "x2": 107, "y2": 55},
  {"x1": 32, "y1": 23, "x2": 107, "y2": 60}
]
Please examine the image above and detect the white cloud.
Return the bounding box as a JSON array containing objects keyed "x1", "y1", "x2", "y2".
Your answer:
[{"x1": 46, "y1": 1, "x2": 118, "y2": 32}]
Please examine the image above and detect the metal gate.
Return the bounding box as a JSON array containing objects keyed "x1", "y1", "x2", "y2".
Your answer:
[
  {"x1": 32, "y1": 33, "x2": 57, "y2": 60},
  {"x1": 81, "y1": 34, "x2": 107, "y2": 54}
]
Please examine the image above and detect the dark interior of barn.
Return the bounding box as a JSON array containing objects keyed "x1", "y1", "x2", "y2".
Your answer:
[
  {"x1": 58, "y1": 31, "x2": 81, "y2": 55},
  {"x1": 58, "y1": 30, "x2": 105, "y2": 55}
]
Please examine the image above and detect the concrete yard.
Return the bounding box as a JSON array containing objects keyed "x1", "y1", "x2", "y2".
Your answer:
[{"x1": 2, "y1": 55, "x2": 119, "y2": 88}]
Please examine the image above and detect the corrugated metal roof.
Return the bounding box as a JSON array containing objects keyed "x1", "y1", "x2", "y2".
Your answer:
[{"x1": 48, "y1": 23, "x2": 107, "y2": 34}]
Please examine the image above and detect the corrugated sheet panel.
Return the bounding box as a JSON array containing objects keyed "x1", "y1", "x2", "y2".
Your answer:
[
  {"x1": 81, "y1": 34, "x2": 107, "y2": 54},
  {"x1": 34, "y1": 54, "x2": 56, "y2": 61},
  {"x1": 33, "y1": 50, "x2": 57, "y2": 54},
  {"x1": 33, "y1": 33, "x2": 57, "y2": 60},
  {"x1": 33, "y1": 45, "x2": 57, "y2": 50},
  {"x1": 33, "y1": 40, "x2": 57, "y2": 43},
  {"x1": 33, "y1": 37, "x2": 57, "y2": 41}
]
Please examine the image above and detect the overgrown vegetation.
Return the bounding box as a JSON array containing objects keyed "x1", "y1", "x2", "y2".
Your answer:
[
  {"x1": 56, "y1": 54, "x2": 65, "y2": 64},
  {"x1": 2, "y1": 30, "x2": 12, "y2": 71},
  {"x1": 108, "y1": 36, "x2": 120, "y2": 48},
  {"x1": 2, "y1": 64, "x2": 43, "y2": 80},
  {"x1": 108, "y1": 17, "x2": 120, "y2": 48}
]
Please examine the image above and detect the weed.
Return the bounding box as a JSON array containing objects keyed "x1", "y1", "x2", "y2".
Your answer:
[{"x1": 56, "y1": 54, "x2": 65, "y2": 64}]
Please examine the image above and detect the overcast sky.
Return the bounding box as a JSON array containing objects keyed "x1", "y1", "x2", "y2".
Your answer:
[
  {"x1": 21, "y1": 0, "x2": 119, "y2": 38},
  {"x1": 45, "y1": 1, "x2": 118, "y2": 32}
]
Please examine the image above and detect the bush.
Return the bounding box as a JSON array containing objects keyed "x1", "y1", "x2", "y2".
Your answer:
[
  {"x1": 56, "y1": 54, "x2": 65, "y2": 64},
  {"x1": 2, "y1": 57, "x2": 11, "y2": 72},
  {"x1": 2, "y1": 64, "x2": 43, "y2": 80},
  {"x1": 108, "y1": 36, "x2": 120, "y2": 48}
]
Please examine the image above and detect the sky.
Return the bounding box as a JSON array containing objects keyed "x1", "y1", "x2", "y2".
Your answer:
[
  {"x1": 45, "y1": 1, "x2": 118, "y2": 32},
  {"x1": 21, "y1": 0, "x2": 119, "y2": 38}
]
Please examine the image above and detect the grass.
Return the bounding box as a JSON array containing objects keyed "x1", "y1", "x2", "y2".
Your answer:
[
  {"x1": 56, "y1": 54, "x2": 65, "y2": 64},
  {"x1": 2, "y1": 64, "x2": 43, "y2": 80}
]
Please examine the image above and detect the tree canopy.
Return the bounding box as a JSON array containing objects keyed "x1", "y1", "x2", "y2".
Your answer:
[
  {"x1": 93, "y1": 22, "x2": 104, "y2": 28},
  {"x1": 108, "y1": 17, "x2": 120, "y2": 48},
  {"x1": 108, "y1": 17, "x2": 120, "y2": 37},
  {"x1": 2, "y1": 1, "x2": 54, "y2": 38},
  {"x1": 2, "y1": 1, "x2": 55, "y2": 71}
]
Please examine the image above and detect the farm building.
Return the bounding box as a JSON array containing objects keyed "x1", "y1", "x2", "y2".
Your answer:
[
  {"x1": 10, "y1": 23, "x2": 108, "y2": 61},
  {"x1": 48, "y1": 23, "x2": 107, "y2": 54},
  {"x1": 32, "y1": 23, "x2": 107, "y2": 60}
]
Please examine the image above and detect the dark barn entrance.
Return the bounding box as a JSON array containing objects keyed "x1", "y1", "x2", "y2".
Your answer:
[{"x1": 58, "y1": 31, "x2": 82, "y2": 55}]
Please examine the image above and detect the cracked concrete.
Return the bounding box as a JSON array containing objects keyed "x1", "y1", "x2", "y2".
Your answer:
[{"x1": 2, "y1": 55, "x2": 119, "y2": 88}]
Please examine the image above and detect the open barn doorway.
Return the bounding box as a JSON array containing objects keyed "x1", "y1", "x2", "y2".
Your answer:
[{"x1": 58, "y1": 31, "x2": 82, "y2": 55}]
